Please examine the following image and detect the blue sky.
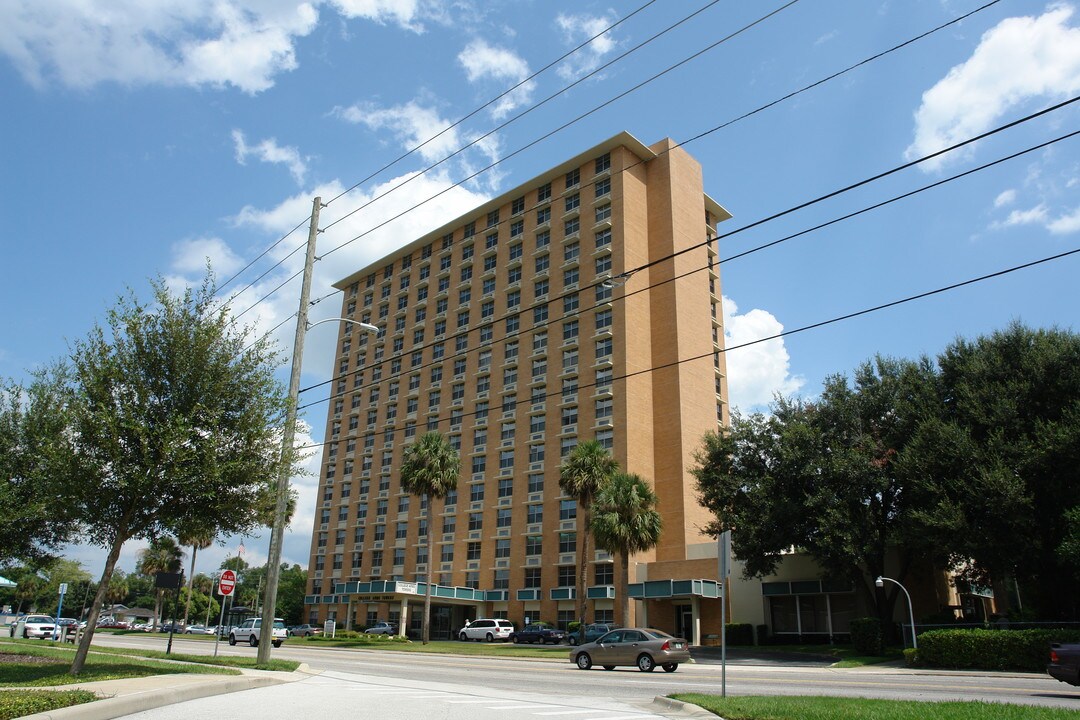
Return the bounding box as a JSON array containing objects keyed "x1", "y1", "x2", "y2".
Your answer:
[{"x1": 2, "y1": 0, "x2": 1078, "y2": 580}]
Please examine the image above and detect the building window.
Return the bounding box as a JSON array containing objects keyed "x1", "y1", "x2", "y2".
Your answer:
[
  {"x1": 536, "y1": 230, "x2": 550, "y2": 249},
  {"x1": 564, "y1": 218, "x2": 580, "y2": 237},
  {"x1": 512, "y1": 196, "x2": 525, "y2": 215},
  {"x1": 564, "y1": 242, "x2": 579, "y2": 262},
  {"x1": 470, "y1": 484, "x2": 485, "y2": 503},
  {"x1": 565, "y1": 168, "x2": 580, "y2": 189},
  {"x1": 527, "y1": 504, "x2": 543, "y2": 525},
  {"x1": 536, "y1": 206, "x2": 551, "y2": 225},
  {"x1": 560, "y1": 499, "x2": 577, "y2": 520},
  {"x1": 595, "y1": 309, "x2": 612, "y2": 331},
  {"x1": 558, "y1": 565, "x2": 576, "y2": 587},
  {"x1": 528, "y1": 473, "x2": 544, "y2": 493},
  {"x1": 528, "y1": 444, "x2": 545, "y2": 464},
  {"x1": 595, "y1": 254, "x2": 611, "y2": 275},
  {"x1": 595, "y1": 152, "x2": 610, "y2": 174},
  {"x1": 565, "y1": 193, "x2": 580, "y2": 212}
]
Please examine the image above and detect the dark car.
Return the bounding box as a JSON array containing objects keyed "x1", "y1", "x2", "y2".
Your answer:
[
  {"x1": 567, "y1": 623, "x2": 621, "y2": 646},
  {"x1": 289, "y1": 624, "x2": 322, "y2": 637},
  {"x1": 569, "y1": 628, "x2": 690, "y2": 673},
  {"x1": 1049, "y1": 642, "x2": 1080, "y2": 686},
  {"x1": 511, "y1": 623, "x2": 566, "y2": 645},
  {"x1": 159, "y1": 622, "x2": 184, "y2": 633}
]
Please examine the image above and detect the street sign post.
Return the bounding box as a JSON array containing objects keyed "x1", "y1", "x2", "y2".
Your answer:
[
  {"x1": 218, "y1": 570, "x2": 236, "y2": 597},
  {"x1": 213, "y1": 570, "x2": 237, "y2": 658}
]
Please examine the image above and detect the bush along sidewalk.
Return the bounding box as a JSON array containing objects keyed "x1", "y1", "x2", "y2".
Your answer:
[{"x1": 912, "y1": 628, "x2": 1080, "y2": 671}]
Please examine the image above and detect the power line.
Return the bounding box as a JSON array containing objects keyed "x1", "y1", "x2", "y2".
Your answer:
[
  {"x1": 322, "y1": 0, "x2": 664, "y2": 209},
  {"x1": 293, "y1": 113, "x2": 1079, "y2": 405},
  {"x1": 293, "y1": 245, "x2": 1080, "y2": 452},
  {"x1": 319, "y1": 1, "x2": 800, "y2": 258}
]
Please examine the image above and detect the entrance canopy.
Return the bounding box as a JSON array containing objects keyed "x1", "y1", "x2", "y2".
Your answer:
[{"x1": 627, "y1": 579, "x2": 721, "y2": 600}]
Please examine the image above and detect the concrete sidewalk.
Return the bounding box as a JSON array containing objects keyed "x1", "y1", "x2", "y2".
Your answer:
[{"x1": 17, "y1": 665, "x2": 313, "y2": 720}]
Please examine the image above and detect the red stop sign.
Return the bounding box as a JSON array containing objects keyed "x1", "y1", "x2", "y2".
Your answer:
[{"x1": 218, "y1": 569, "x2": 236, "y2": 596}]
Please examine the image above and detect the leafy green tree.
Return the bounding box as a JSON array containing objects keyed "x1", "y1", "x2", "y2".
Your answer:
[
  {"x1": 137, "y1": 537, "x2": 184, "y2": 625},
  {"x1": 0, "y1": 371, "x2": 81, "y2": 565},
  {"x1": 591, "y1": 472, "x2": 662, "y2": 625},
  {"x1": 276, "y1": 564, "x2": 308, "y2": 626},
  {"x1": 61, "y1": 273, "x2": 293, "y2": 674},
  {"x1": 400, "y1": 431, "x2": 460, "y2": 644},
  {"x1": 908, "y1": 322, "x2": 1080, "y2": 618},
  {"x1": 178, "y1": 530, "x2": 214, "y2": 625},
  {"x1": 559, "y1": 440, "x2": 618, "y2": 628},
  {"x1": 693, "y1": 357, "x2": 941, "y2": 621}
]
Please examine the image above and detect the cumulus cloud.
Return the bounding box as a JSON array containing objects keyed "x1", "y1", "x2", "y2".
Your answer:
[
  {"x1": 332, "y1": 98, "x2": 505, "y2": 191},
  {"x1": 1048, "y1": 205, "x2": 1080, "y2": 234},
  {"x1": 554, "y1": 11, "x2": 620, "y2": 81},
  {"x1": 905, "y1": 4, "x2": 1080, "y2": 170},
  {"x1": 232, "y1": 129, "x2": 309, "y2": 185},
  {"x1": 994, "y1": 189, "x2": 1017, "y2": 207},
  {"x1": 722, "y1": 296, "x2": 805, "y2": 412},
  {"x1": 171, "y1": 236, "x2": 246, "y2": 278},
  {"x1": 0, "y1": 0, "x2": 439, "y2": 93},
  {"x1": 457, "y1": 39, "x2": 534, "y2": 119}
]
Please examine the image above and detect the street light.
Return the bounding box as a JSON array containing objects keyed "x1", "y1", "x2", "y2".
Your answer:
[
  {"x1": 257, "y1": 195, "x2": 382, "y2": 664},
  {"x1": 876, "y1": 575, "x2": 917, "y2": 650}
]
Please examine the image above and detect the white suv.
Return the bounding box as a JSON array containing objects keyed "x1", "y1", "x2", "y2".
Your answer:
[
  {"x1": 458, "y1": 618, "x2": 514, "y2": 642},
  {"x1": 229, "y1": 617, "x2": 287, "y2": 648}
]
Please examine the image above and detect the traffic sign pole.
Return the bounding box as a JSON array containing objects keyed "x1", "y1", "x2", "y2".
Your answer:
[{"x1": 213, "y1": 570, "x2": 236, "y2": 658}]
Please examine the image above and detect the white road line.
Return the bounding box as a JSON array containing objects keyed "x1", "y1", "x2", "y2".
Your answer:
[
  {"x1": 533, "y1": 711, "x2": 612, "y2": 716},
  {"x1": 484, "y1": 704, "x2": 560, "y2": 710}
]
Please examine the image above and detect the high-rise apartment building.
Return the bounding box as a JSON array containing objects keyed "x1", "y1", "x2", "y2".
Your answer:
[{"x1": 303, "y1": 132, "x2": 733, "y2": 641}]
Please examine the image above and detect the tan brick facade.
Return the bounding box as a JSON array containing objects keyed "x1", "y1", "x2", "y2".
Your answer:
[{"x1": 304, "y1": 132, "x2": 731, "y2": 638}]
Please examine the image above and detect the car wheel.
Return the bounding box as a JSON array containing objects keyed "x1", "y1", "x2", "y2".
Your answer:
[
  {"x1": 228, "y1": 634, "x2": 237, "y2": 646},
  {"x1": 575, "y1": 653, "x2": 593, "y2": 670},
  {"x1": 569, "y1": 636, "x2": 578, "y2": 646},
  {"x1": 637, "y1": 654, "x2": 656, "y2": 672},
  {"x1": 249, "y1": 635, "x2": 258, "y2": 647},
  {"x1": 603, "y1": 666, "x2": 615, "y2": 671},
  {"x1": 512, "y1": 635, "x2": 520, "y2": 644},
  {"x1": 273, "y1": 640, "x2": 282, "y2": 648},
  {"x1": 459, "y1": 632, "x2": 468, "y2": 641},
  {"x1": 662, "y1": 663, "x2": 679, "y2": 673},
  {"x1": 485, "y1": 632, "x2": 494, "y2": 642}
]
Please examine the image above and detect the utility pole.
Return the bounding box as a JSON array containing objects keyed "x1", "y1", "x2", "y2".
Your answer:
[{"x1": 258, "y1": 196, "x2": 322, "y2": 664}]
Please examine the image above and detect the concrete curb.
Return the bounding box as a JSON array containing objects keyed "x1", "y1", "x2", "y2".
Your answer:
[
  {"x1": 18, "y1": 667, "x2": 312, "y2": 720},
  {"x1": 650, "y1": 696, "x2": 720, "y2": 718}
]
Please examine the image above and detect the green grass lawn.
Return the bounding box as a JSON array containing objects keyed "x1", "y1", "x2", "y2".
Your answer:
[
  {"x1": 0, "y1": 643, "x2": 240, "y2": 687},
  {"x1": 0, "y1": 689, "x2": 98, "y2": 720},
  {"x1": 671, "y1": 694, "x2": 1080, "y2": 719},
  {"x1": 299, "y1": 635, "x2": 571, "y2": 658}
]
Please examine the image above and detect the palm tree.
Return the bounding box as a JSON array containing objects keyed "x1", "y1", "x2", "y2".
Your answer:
[
  {"x1": 591, "y1": 472, "x2": 663, "y2": 625},
  {"x1": 137, "y1": 536, "x2": 184, "y2": 625},
  {"x1": 178, "y1": 530, "x2": 214, "y2": 625},
  {"x1": 559, "y1": 440, "x2": 618, "y2": 631},
  {"x1": 400, "y1": 431, "x2": 460, "y2": 644}
]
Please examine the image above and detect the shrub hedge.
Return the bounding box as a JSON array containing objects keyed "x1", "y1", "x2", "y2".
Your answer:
[
  {"x1": 0, "y1": 690, "x2": 97, "y2": 720},
  {"x1": 850, "y1": 617, "x2": 884, "y2": 656},
  {"x1": 725, "y1": 623, "x2": 754, "y2": 646},
  {"x1": 916, "y1": 628, "x2": 1080, "y2": 671}
]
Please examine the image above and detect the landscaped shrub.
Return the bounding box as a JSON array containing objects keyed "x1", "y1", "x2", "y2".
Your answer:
[
  {"x1": 0, "y1": 690, "x2": 97, "y2": 720},
  {"x1": 917, "y1": 628, "x2": 1080, "y2": 671},
  {"x1": 849, "y1": 617, "x2": 884, "y2": 656},
  {"x1": 725, "y1": 623, "x2": 754, "y2": 646},
  {"x1": 756, "y1": 624, "x2": 768, "y2": 646}
]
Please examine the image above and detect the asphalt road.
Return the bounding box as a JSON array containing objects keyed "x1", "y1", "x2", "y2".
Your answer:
[{"x1": 93, "y1": 633, "x2": 1080, "y2": 712}]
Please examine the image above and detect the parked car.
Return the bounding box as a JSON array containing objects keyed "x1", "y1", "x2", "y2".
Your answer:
[
  {"x1": 1049, "y1": 642, "x2": 1080, "y2": 686},
  {"x1": 9, "y1": 615, "x2": 55, "y2": 639},
  {"x1": 458, "y1": 618, "x2": 514, "y2": 642},
  {"x1": 510, "y1": 622, "x2": 566, "y2": 645},
  {"x1": 290, "y1": 624, "x2": 323, "y2": 637},
  {"x1": 159, "y1": 622, "x2": 184, "y2": 633},
  {"x1": 183, "y1": 624, "x2": 215, "y2": 634},
  {"x1": 229, "y1": 617, "x2": 287, "y2": 648},
  {"x1": 569, "y1": 627, "x2": 689, "y2": 673},
  {"x1": 363, "y1": 621, "x2": 397, "y2": 635},
  {"x1": 567, "y1": 623, "x2": 621, "y2": 646}
]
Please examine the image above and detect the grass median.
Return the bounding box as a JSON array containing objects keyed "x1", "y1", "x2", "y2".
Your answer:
[
  {"x1": 670, "y1": 694, "x2": 1079, "y2": 719},
  {"x1": 0, "y1": 637, "x2": 298, "y2": 719}
]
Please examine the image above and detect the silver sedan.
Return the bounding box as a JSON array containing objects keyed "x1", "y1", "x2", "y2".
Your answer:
[{"x1": 568, "y1": 627, "x2": 690, "y2": 672}]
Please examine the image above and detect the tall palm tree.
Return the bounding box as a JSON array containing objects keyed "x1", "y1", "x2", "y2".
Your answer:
[
  {"x1": 400, "y1": 431, "x2": 460, "y2": 645},
  {"x1": 591, "y1": 472, "x2": 663, "y2": 625},
  {"x1": 178, "y1": 530, "x2": 214, "y2": 625},
  {"x1": 559, "y1": 440, "x2": 618, "y2": 631},
  {"x1": 137, "y1": 536, "x2": 184, "y2": 625}
]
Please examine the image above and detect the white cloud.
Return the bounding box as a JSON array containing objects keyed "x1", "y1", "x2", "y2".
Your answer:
[
  {"x1": 554, "y1": 12, "x2": 620, "y2": 81},
  {"x1": 906, "y1": 4, "x2": 1080, "y2": 170},
  {"x1": 171, "y1": 236, "x2": 246, "y2": 278},
  {"x1": 999, "y1": 203, "x2": 1050, "y2": 228},
  {"x1": 0, "y1": 0, "x2": 440, "y2": 93},
  {"x1": 722, "y1": 296, "x2": 805, "y2": 412},
  {"x1": 457, "y1": 39, "x2": 534, "y2": 119},
  {"x1": 994, "y1": 189, "x2": 1017, "y2": 207},
  {"x1": 332, "y1": 98, "x2": 505, "y2": 191},
  {"x1": 1048, "y1": 205, "x2": 1080, "y2": 233},
  {"x1": 232, "y1": 129, "x2": 309, "y2": 185}
]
